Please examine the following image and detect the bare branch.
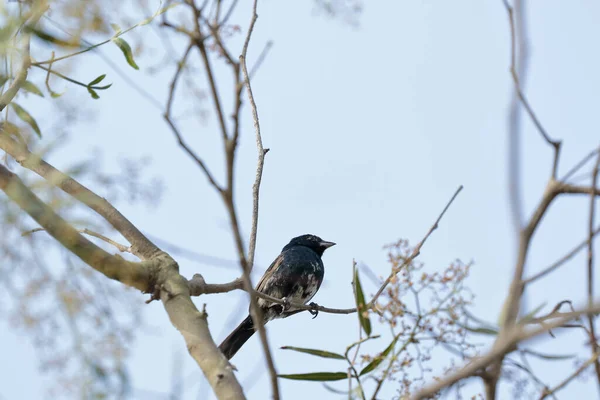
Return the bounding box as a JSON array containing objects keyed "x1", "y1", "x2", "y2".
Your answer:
[
  {"x1": 504, "y1": 0, "x2": 561, "y2": 180},
  {"x1": 239, "y1": 2, "x2": 280, "y2": 399},
  {"x1": 562, "y1": 148, "x2": 600, "y2": 183},
  {"x1": 163, "y1": 42, "x2": 224, "y2": 192},
  {"x1": 0, "y1": 129, "x2": 161, "y2": 260},
  {"x1": 586, "y1": 150, "x2": 600, "y2": 392},
  {"x1": 524, "y1": 223, "x2": 600, "y2": 284},
  {"x1": 249, "y1": 41, "x2": 273, "y2": 79},
  {"x1": 367, "y1": 185, "x2": 463, "y2": 308},
  {"x1": 0, "y1": 164, "x2": 152, "y2": 291},
  {"x1": 23, "y1": 227, "x2": 132, "y2": 253},
  {"x1": 539, "y1": 353, "x2": 600, "y2": 400},
  {"x1": 412, "y1": 302, "x2": 600, "y2": 400}
]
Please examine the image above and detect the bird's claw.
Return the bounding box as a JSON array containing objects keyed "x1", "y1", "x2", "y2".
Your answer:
[
  {"x1": 280, "y1": 297, "x2": 291, "y2": 314},
  {"x1": 308, "y1": 302, "x2": 319, "y2": 319}
]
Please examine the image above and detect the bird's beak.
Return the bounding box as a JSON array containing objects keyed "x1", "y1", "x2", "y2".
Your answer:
[{"x1": 320, "y1": 240, "x2": 336, "y2": 249}]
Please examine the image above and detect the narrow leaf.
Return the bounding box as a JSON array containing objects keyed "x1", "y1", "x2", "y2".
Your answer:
[
  {"x1": 112, "y1": 38, "x2": 139, "y2": 70},
  {"x1": 354, "y1": 266, "x2": 371, "y2": 336},
  {"x1": 281, "y1": 346, "x2": 345, "y2": 360},
  {"x1": 110, "y1": 23, "x2": 122, "y2": 33},
  {"x1": 524, "y1": 349, "x2": 577, "y2": 361},
  {"x1": 0, "y1": 75, "x2": 9, "y2": 87},
  {"x1": 27, "y1": 27, "x2": 78, "y2": 48},
  {"x1": 87, "y1": 87, "x2": 99, "y2": 99},
  {"x1": 456, "y1": 322, "x2": 498, "y2": 336},
  {"x1": 10, "y1": 103, "x2": 41, "y2": 137},
  {"x1": 88, "y1": 74, "x2": 106, "y2": 86},
  {"x1": 278, "y1": 372, "x2": 347, "y2": 382},
  {"x1": 94, "y1": 84, "x2": 113, "y2": 91},
  {"x1": 359, "y1": 335, "x2": 399, "y2": 376},
  {"x1": 322, "y1": 383, "x2": 348, "y2": 394},
  {"x1": 21, "y1": 81, "x2": 44, "y2": 97}
]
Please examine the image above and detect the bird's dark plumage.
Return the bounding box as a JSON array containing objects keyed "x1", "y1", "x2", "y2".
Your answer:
[{"x1": 219, "y1": 234, "x2": 335, "y2": 360}]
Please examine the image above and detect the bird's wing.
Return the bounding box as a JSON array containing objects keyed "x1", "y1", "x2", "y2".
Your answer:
[{"x1": 255, "y1": 253, "x2": 284, "y2": 293}]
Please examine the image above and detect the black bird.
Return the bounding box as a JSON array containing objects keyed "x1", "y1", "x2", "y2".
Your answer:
[{"x1": 219, "y1": 234, "x2": 335, "y2": 360}]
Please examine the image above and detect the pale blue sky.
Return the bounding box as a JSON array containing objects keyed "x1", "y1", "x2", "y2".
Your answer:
[{"x1": 2, "y1": 1, "x2": 600, "y2": 399}]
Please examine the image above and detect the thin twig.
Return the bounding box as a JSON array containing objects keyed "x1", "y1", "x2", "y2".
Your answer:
[
  {"x1": 249, "y1": 41, "x2": 273, "y2": 79},
  {"x1": 239, "y1": 2, "x2": 280, "y2": 399},
  {"x1": 411, "y1": 302, "x2": 600, "y2": 400},
  {"x1": 504, "y1": 1, "x2": 561, "y2": 180},
  {"x1": 524, "y1": 223, "x2": 600, "y2": 284},
  {"x1": 22, "y1": 227, "x2": 131, "y2": 253},
  {"x1": 367, "y1": 185, "x2": 463, "y2": 308},
  {"x1": 586, "y1": 150, "x2": 600, "y2": 393},
  {"x1": 162, "y1": 42, "x2": 224, "y2": 192},
  {"x1": 539, "y1": 353, "x2": 600, "y2": 400},
  {"x1": 562, "y1": 148, "x2": 600, "y2": 183}
]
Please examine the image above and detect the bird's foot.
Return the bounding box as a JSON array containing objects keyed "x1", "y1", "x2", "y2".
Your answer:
[
  {"x1": 308, "y1": 302, "x2": 319, "y2": 319},
  {"x1": 280, "y1": 297, "x2": 292, "y2": 314}
]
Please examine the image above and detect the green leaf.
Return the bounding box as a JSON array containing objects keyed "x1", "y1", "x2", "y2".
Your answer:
[
  {"x1": 359, "y1": 335, "x2": 398, "y2": 376},
  {"x1": 10, "y1": 103, "x2": 41, "y2": 137},
  {"x1": 112, "y1": 38, "x2": 139, "y2": 70},
  {"x1": 27, "y1": 27, "x2": 78, "y2": 48},
  {"x1": 95, "y1": 84, "x2": 113, "y2": 90},
  {"x1": 21, "y1": 81, "x2": 44, "y2": 97},
  {"x1": 87, "y1": 87, "x2": 99, "y2": 99},
  {"x1": 456, "y1": 322, "x2": 498, "y2": 336},
  {"x1": 354, "y1": 266, "x2": 371, "y2": 337},
  {"x1": 88, "y1": 74, "x2": 106, "y2": 86},
  {"x1": 0, "y1": 75, "x2": 9, "y2": 87},
  {"x1": 524, "y1": 349, "x2": 577, "y2": 361},
  {"x1": 278, "y1": 372, "x2": 347, "y2": 381},
  {"x1": 280, "y1": 346, "x2": 345, "y2": 360}
]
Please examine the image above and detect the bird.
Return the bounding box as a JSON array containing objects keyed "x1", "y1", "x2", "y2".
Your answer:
[{"x1": 218, "y1": 234, "x2": 336, "y2": 360}]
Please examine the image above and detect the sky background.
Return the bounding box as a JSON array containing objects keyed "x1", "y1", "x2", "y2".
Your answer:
[{"x1": 2, "y1": 0, "x2": 600, "y2": 399}]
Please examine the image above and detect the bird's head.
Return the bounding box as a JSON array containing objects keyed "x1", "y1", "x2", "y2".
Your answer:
[{"x1": 283, "y1": 234, "x2": 336, "y2": 257}]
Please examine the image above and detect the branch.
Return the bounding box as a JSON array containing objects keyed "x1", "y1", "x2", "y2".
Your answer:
[
  {"x1": 0, "y1": 164, "x2": 152, "y2": 291},
  {"x1": 367, "y1": 185, "x2": 463, "y2": 308},
  {"x1": 0, "y1": 129, "x2": 161, "y2": 260},
  {"x1": 411, "y1": 302, "x2": 600, "y2": 400},
  {"x1": 162, "y1": 42, "x2": 224, "y2": 192},
  {"x1": 23, "y1": 227, "x2": 131, "y2": 253},
  {"x1": 524, "y1": 223, "x2": 600, "y2": 284},
  {"x1": 504, "y1": 0, "x2": 561, "y2": 180},
  {"x1": 238, "y1": 2, "x2": 280, "y2": 399},
  {"x1": 586, "y1": 150, "x2": 600, "y2": 393}
]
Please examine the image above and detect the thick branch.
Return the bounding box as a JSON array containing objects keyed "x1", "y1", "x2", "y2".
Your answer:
[
  {"x1": 156, "y1": 255, "x2": 246, "y2": 400},
  {"x1": 0, "y1": 164, "x2": 152, "y2": 291},
  {"x1": 0, "y1": 130, "x2": 161, "y2": 260}
]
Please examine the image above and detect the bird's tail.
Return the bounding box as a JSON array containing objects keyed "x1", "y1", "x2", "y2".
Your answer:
[{"x1": 218, "y1": 315, "x2": 255, "y2": 360}]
